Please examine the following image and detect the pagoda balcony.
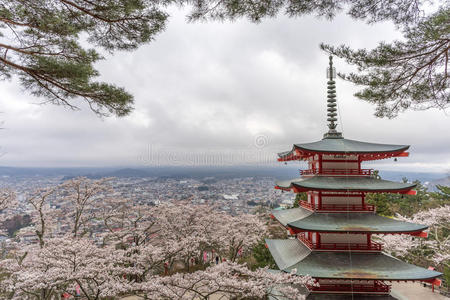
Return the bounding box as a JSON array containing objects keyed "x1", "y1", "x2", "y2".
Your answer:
[
  {"x1": 300, "y1": 168, "x2": 373, "y2": 176},
  {"x1": 298, "y1": 233, "x2": 382, "y2": 252},
  {"x1": 300, "y1": 200, "x2": 375, "y2": 212},
  {"x1": 309, "y1": 281, "x2": 390, "y2": 294}
]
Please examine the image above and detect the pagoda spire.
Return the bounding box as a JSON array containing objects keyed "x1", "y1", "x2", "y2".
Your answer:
[{"x1": 324, "y1": 55, "x2": 342, "y2": 139}]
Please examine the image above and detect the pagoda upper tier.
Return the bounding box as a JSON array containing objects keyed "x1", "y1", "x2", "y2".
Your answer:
[
  {"x1": 272, "y1": 207, "x2": 427, "y2": 234},
  {"x1": 278, "y1": 137, "x2": 410, "y2": 162},
  {"x1": 265, "y1": 56, "x2": 443, "y2": 296},
  {"x1": 276, "y1": 176, "x2": 416, "y2": 194}
]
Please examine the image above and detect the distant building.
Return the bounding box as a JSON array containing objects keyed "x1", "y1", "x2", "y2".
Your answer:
[{"x1": 223, "y1": 194, "x2": 239, "y2": 200}]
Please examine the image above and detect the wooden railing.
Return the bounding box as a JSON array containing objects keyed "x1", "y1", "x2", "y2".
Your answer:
[
  {"x1": 300, "y1": 169, "x2": 373, "y2": 176},
  {"x1": 297, "y1": 232, "x2": 313, "y2": 248},
  {"x1": 298, "y1": 233, "x2": 382, "y2": 251},
  {"x1": 299, "y1": 201, "x2": 314, "y2": 210},
  {"x1": 318, "y1": 242, "x2": 382, "y2": 251},
  {"x1": 310, "y1": 282, "x2": 390, "y2": 293},
  {"x1": 300, "y1": 201, "x2": 375, "y2": 212}
]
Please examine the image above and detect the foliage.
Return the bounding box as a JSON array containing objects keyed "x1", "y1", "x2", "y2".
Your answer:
[
  {"x1": 444, "y1": 265, "x2": 450, "y2": 289},
  {"x1": 366, "y1": 180, "x2": 449, "y2": 217},
  {"x1": 2, "y1": 214, "x2": 31, "y2": 237},
  {"x1": 182, "y1": 0, "x2": 424, "y2": 24},
  {"x1": 293, "y1": 192, "x2": 307, "y2": 208},
  {"x1": 321, "y1": 7, "x2": 449, "y2": 117},
  {"x1": 249, "y1": 239, "x2": 277, "y2": 270},
  {"x1": 432, "y1": 184, "x2": 450, "y2": 201},
  {"x1": 378, "y1": 205, "x2": 450, "y2": 270},
  {"x1": 1, "y1": 0, "x2": 447, "y2": 117},
  {"x1": 0, "y1": 0, "x2": 169, "y2": 116},
  {"x1": 184, "y1": 0, "x2": 448, "y2": 116}
]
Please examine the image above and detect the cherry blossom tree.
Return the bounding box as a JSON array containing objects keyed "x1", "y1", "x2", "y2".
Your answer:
[
  {"x1": 25, "y1": 187, "x2": 58, "y2": 248},
  {"x1": 378, "y1": 205, "x2": 450, "y2": 268},
  {"x1": 0, "y1": 236, "x2": 135, "y2": 300},
  {"x1": 0, "y1": 178, "x2": 312, "y2": 299},
  {"x1": 99, "y1": 200, "x2": 181, "y2": 282},
  {"x1": 140, "y1": 262, "x2": 314, "y2": 300},
  {"x1": 207, "y1": 211, "x2": 268, "y2": 262},
  {"x1": 58, "y1": 177, "x2": 113, "y2": 238},
  {"x1": 0, "y1": 189, "x2": 15, "y2": 211},
  {"x1": 0, "y1": 188, "x2": 17, "y2": 233}
]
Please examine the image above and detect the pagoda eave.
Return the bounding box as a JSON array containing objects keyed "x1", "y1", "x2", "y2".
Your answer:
[
  {"x1": 288, "y1": 226, "x2": 428, "y2": 235},
  {"x1": 278, "y1": 150, "x2": 409, "y2": 162},
  {"x1": 276, "y1": 185, "x2": 417, "y2": 195},
  {"x1": 277, "y1": 139, "x2": 410, "y2": 162},
  {"x1": 272, "y1": 208, "x2": 428, "y2": 233},
  {"x1": 266, "y1": 239, "x2": 442, "y2": 281},
  {"x1": 275, "y1": 176, "x2": 417, "y2": 193}
]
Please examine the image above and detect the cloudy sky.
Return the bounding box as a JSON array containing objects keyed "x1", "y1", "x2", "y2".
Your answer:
[{"x1": 0, "y1": 8, "x2": 449, "y2": 173}]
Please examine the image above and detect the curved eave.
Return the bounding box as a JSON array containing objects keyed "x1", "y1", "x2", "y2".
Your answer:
[
  {"x1": 266, "y1": 239, "x2": 442, "y2": 281},
  {"x1": 287, "y1": 251, "x2": 442, "y2": 281},
  {"x1": 271, "y1": 207, "x2": 313, "y2": 226},
  {"x1": 275, "y1": 176, "x2": 416, "y2": 193},
  {"x1": 277, "y1": 138, "x2": 410, "y2": 162},
  {"x1": 294, "y1": 142, "x2": 409, "y2": 155},
  {"x1": 272, "y1": 208, "x2": 428, "y2": 234},
  {"x1": 287, "y1": 218, "x2": 428, "y2": 234}
]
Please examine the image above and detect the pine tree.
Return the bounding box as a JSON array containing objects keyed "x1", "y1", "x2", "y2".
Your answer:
[
  {"x1": 186, "y1": 0, "x2": 449, "y2": 117},
  {"x1": 321, "y1": 7, "x2": 449, "y2": 117},
  {"x1": 2, "y1": 1, "x2": 447, "y2": 116},
  {"x1": 0, "y1": 0, "x2": 168, "y2": 116}
]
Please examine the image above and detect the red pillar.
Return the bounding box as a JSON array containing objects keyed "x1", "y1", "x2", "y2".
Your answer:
[
  {"x1": 318, "y1": 191, "x2": 322, "y2": 209},
  {"x1": 318, "y1": 154, "x2": 323, "y2": 173}
]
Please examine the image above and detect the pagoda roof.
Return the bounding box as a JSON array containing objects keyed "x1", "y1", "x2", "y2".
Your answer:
[
  {"x1": 278, "y1": 137, "x2": 409, "y2": 160},
  {"x1": 306, "y1": 295, "x2": 399, "y2": 300},
  {"x1": 272, "y1": 207, "x2": 427, "y2": 233},
  {"x1": 265, "y1": 239, "x2": 442, "y2": 281},
  {"x1": 272, "y1": 207, "x2": 313, "y2": 226},
  {"x1": 276, "y1": 176, "x2": 416, "y2": 193}
]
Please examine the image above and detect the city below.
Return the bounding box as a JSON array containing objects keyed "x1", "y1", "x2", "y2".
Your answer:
[{"x1": 0, "y1": 165, "x2": 448, "y2": 247}]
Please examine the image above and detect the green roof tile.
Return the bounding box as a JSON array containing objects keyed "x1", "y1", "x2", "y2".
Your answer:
[
  {"x1": 272, "y1": 207, "x2": 313, "y2": 226},
  {"x1": 266, "y1": 239, "x2": 442, "y2": 281},
  {"x1": 265, "y1": 239, "x2": 311, "y2": 270},
  {"x1": 277, "y1": 208, "x2": 428, "y2": 233},
  {"x1": 278, "y1": 138, "x2": 409, "y2": 157},
  {"x1": 288, "y1": 252, "x2": 441, "y2": 280},
  {"x1": 276, "y1": 176, "x2": 416, "y2": 192}
]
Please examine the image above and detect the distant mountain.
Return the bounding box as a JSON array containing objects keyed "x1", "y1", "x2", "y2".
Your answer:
[
  {"x1": 0, "y1": 166, "x2": 114, "y2": 178},
  {"x1": 377, "y1": 170, "x2": 447, "y2": 183},
  {"x1": 424, "y1": 176, "x2": 450, "y2": 191},
  {"x1": 1, "y1": 166, "x2": 447, "y2": 184},
  {"x1": 76, "y1": 166, "x2": 301, "y2": 180},
  {"x1": 107, "y1": 168, "x2": 152, "y2": 177}
]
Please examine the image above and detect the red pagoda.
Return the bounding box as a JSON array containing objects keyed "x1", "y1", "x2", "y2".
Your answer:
[{"x1": 266, "y1": 56, "x2": 442, "y2": 298}]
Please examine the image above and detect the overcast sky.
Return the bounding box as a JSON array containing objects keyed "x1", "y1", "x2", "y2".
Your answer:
[{"x1": 0, "y1": 8, "x2": 449, "y2": 173}]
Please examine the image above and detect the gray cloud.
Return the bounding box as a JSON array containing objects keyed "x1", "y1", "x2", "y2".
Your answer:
[{"x1": 0, "y1": 8, "x2": 448, "y2": 173}]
